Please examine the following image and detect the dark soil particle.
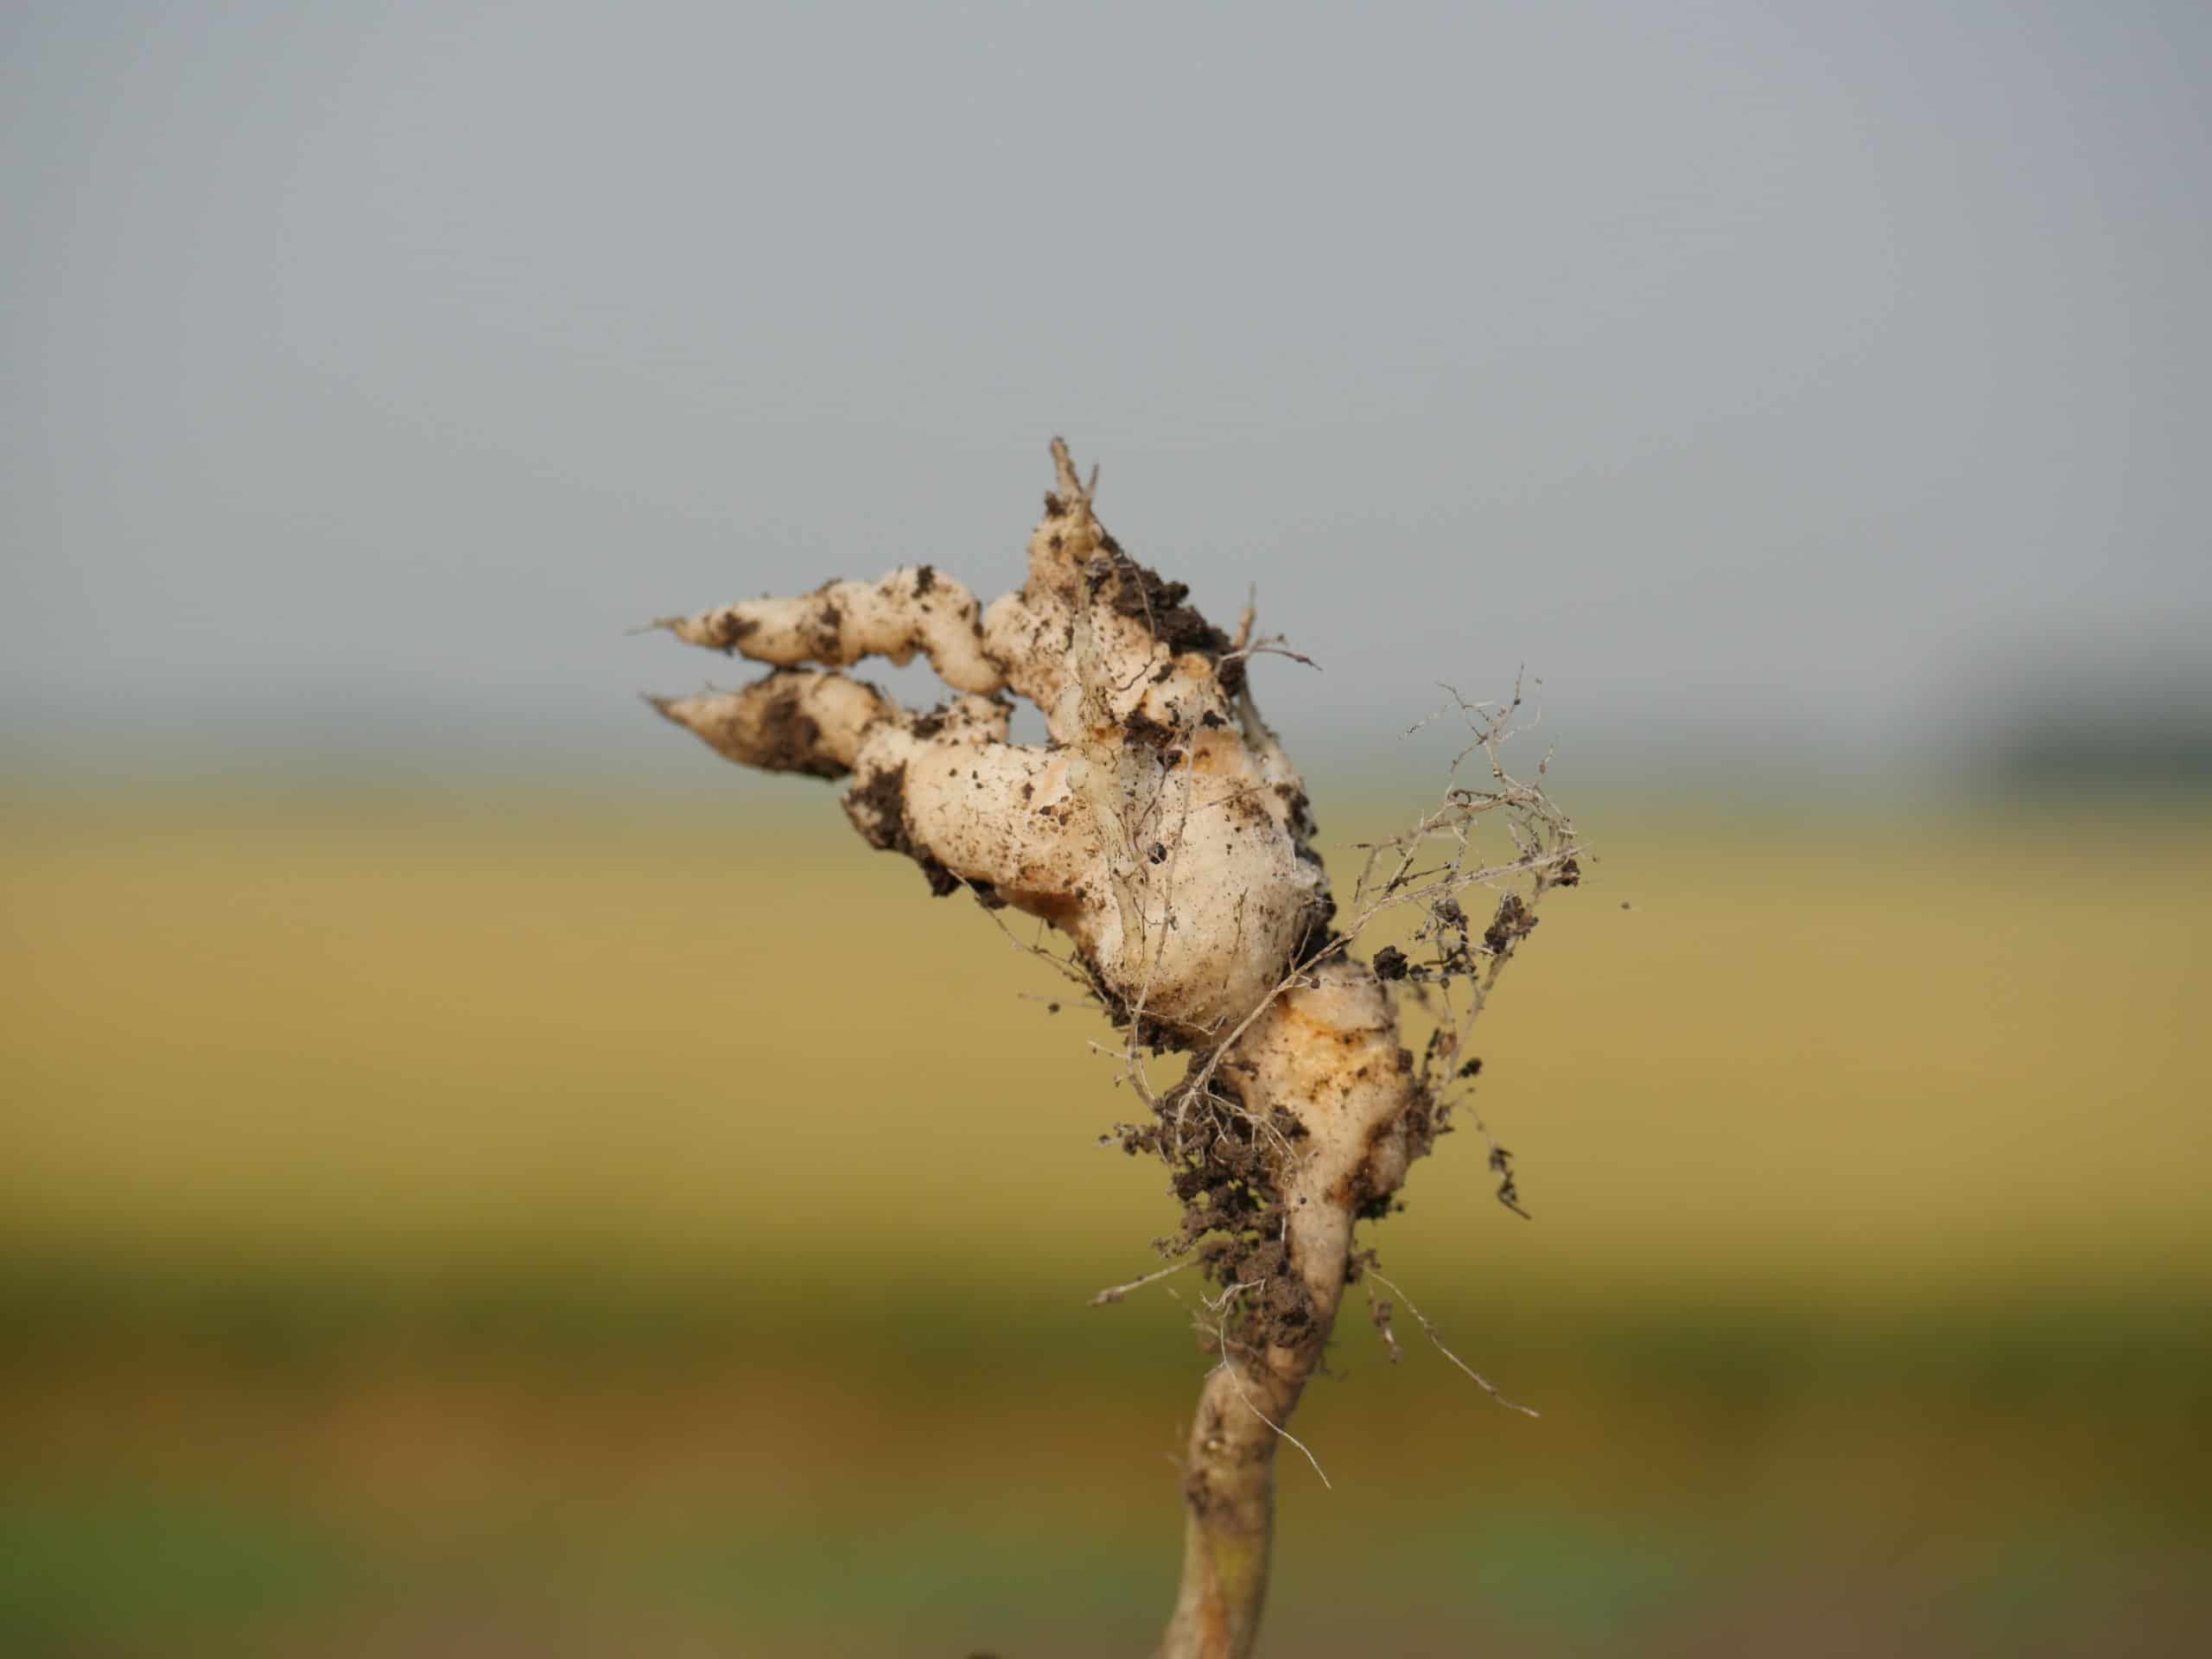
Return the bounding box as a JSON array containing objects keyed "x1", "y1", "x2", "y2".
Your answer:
[
  {"x1": 1122, "y1": 707, "x2": 1177, "y2": 747},
  {"x1": 846, "y1": 761, "x2": 990, "y2": 902},
  {"x1": 1182, "y1": 1465, "x2": 1214, "y2": 1519},
  {"x1": 1353, "y1": 1190, "x2": 1403, "y2": 1224},
  {"x1": 843, "y1": 761, "x2": 909, "y2": 848},
  {"x1": 1109, "y1": 1073, "x2": 1327, "y2": 1354},
  {"x1": 1084, "y1": 961, "x2": 1187, "y2": 1055},
  {"x1": 1371, "y1": 945, "x2": 1409, "y2": 982},
  {"x1": 1490, "y1": 1143, "x2": 1530, "y2": 1218},
  {"x1": 1483, "y1": 893, "x2": 1539, "y2": 956},
  {"x1": 913, "y1": 563, "x2": 938, "y2": 594},
  {"x1": 755, "y1": 682, "x2": 846, "y2": 779},
  {"x1": 1289, "y1": 887, "x2": 1338, "y2": 964},
  {"x1": 1101, "y1": 548, "x2": 1244, "y2": 694}
]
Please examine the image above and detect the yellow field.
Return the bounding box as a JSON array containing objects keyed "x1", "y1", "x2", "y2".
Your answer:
[
  {"x1": 3, "y1": 784, "x2": 2209, "y2": 1656},
  {"x1": 3, "y1": 785, "x2": 2206, "y2": 1290}
]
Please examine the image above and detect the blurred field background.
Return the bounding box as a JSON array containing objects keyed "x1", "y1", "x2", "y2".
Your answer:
[
  {"x1": 5, "y1": 779, "x2": 2207, "y2": 1656},
  {"x1": 10, "y1": 2, "x2": 2212, "y2": 1654}
]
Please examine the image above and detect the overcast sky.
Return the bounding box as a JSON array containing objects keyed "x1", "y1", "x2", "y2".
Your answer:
[{"x1": 5, "y1": 0, "x2": 2207, "y2": 787}]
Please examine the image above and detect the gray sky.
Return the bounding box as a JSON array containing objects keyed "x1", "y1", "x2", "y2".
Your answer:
[{"x1": 5, "y1": 0, "x2": 2208, "y2": 787}]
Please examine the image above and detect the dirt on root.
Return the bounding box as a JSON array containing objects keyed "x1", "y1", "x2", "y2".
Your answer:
[
  {"x1": 753, "y1": 677, "x2": 848, "y2": 779},
  {"x1": 842, "y1": 759, "x2": 1003, "y2": 902},
  {"x1": 1109, "y1": 1078, "x2": 1330, "y2": 1355},
  {"x1": 1102, "y1": 545, "x2": 1244, "y2": 694}
]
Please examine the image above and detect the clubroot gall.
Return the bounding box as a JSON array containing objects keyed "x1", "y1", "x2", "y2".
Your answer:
[{"x1": 642, "y1": 441, "x2": 1583, "y2": 1659}]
